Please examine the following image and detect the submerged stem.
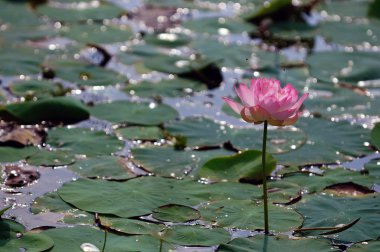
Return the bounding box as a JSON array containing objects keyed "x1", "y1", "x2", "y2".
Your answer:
[
  {"x1": 102, "y1": 230, "x2": 107, "y2": 252},
  {"x1": 262, "y1": 120, "x2": 269, "y2": 234}
]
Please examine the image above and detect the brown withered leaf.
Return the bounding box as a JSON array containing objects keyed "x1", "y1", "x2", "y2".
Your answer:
[
  {"x1": 3, "y1": 165, "x2": 40, "y2": 187},
  {"x1": 0, "y1": 121, "x2": 46, "y2": 147},
  {"x1": 324, "y1": 182, "x2": 375, "y2": 196}
]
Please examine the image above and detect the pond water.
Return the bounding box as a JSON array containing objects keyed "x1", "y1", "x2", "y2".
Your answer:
[{"x1": 1, "y1": 0, "x2": 380, "y2": 251}]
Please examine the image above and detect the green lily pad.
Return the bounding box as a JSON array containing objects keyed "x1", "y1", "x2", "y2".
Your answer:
[
  {"x1": 124, "y1": 78, "x2": 206, "y2": 98},
  {"x1": 89, "y1": 100, "x2": 178, "y2": 125},
  {"x1": 144, "y1": 32, "x2": 191, "y2": 48},
  {"x1": 200, "y1": 200, "x2": 302, "y2": 232},
  {"x1": 98, "y1": 215, "x2": 165, "y2": 235},
  {"x1": 281, "y1": 167, "x2": 377, "y2": 194},
  {"x1": 275, "y1": 117, "x2": 371, "y2": 166},
  {"x1": 27, "y1": 149, "x2": 76, "y2": 167},
  {"x1": 264, "y1": 180, "x2": 301, "y2": 203},
  {"x1": 0, "y1": 218, "x2": 54, "y2": 252},
  {"x1": 68, "y1": 155, "x2": 135, "y2": 180},
  {"x1": 192, "y1": 38, "x2": 254, "y2": 69},
  {"x1": 116, "y1": 126, "x2": 163, "y2": 140},
  {"x1": 152, "y1": 204, "x2": 200, "y2": 222},
  {"x1": 364, "y1": 159, "x2": 380, "y2": 178},
  {"x1": 31, "y1": 192, "x2": 94, "y2": 225},
  {"x1": 0, "y1": 1, "x2": 41, "y2": 26},
  {"x1": 0, "y1": 146, "x2": 38, "y2": 162},
  {"x1": 42, "y1": 225, "x2": 173, "y2": 252},
  {"x1": 0, "y1": 97, "x2": 90, "y2": 125},
  {"x1": 267, "y1": 21, "x2": 316, "y2": 41},
  {"x1": 162, "y1": 225, "x2": 231, "y2": 246},
  {"x1": 61, "y1": 23, "x2": 133, "y2": 44},
  {"x1": 45, "y1": 59, "x2": 127, "y2": 87},
  {"x1": 199, "y1": 150, "x2": 276, "y2": 182},
  {"x1": 0, "y1": 25, "x2": 58, "y2": 43},
  {"x1": 307, "y1": 51, "x2": 380, "y2": 86},
  {"x1": 58, "y1": 176, "x2": 257, "y2": 218},
  {"x1": 0, "y1": 47, "x2": 44, "y2": 76},
  {"x1": 130, "y1": 147, "x2": 233, "y2": 177},
  {"x1": 36, "y1": 2, "x2": 124, "y2": 22},
  {"x1": 165, "y1": 117, "x2": 306, "y2": 153},
  {"x1": 243, "y1": 0, "x2": 292, "y2": 22},
  {"x1": 348, "y1": 241, "x2": 380, "y2": 252},
  {"x1": 47, "y1": 127, "x2": 123, "y2": 157},
  {"x1": 9, "y1": 79, "x2": 69, "y2": 99},
  {"x1": 296, "y1": 194, "x2": 380, "y2": 242},
  {"x1": 218, "y1": 235, "x2": 339, "y2": 252},
  {"x1": 371, "y1": 123, "x2": 380, "y2": 150},
  {"x1": 182, "y1": 17, "x2": 256, "y2": 35},
  {"x1": 319, "y1": 21, "x2": 380, "y2": 46}
]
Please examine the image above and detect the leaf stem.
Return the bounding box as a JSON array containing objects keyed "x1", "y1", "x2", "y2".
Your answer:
[
  {"x1": 159, "y1": 239, "x2": 163, "y2": 252},
  {"x1": 262, "y1": 120, "x2": 269, "y2": 234},
  {"x1": 102, "y1": 230, "x2": 107, "y2": 252}
]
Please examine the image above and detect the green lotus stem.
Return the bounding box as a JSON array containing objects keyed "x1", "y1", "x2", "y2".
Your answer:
[
  {"x1": 262, "y1": 120, "x2": 269, "y2": 234},
  {"x1": 159, "y1": 239, "x2": 163, "y2": 252},
  {"x1": 102, "y1": 230, "x2": 107, "y2": 252}
]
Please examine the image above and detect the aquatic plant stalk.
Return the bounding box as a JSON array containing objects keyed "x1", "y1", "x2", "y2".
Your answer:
[
  {"x1": 262, "y1": 120, "x2": 269, "y2": 234},
  {"x1": 102, "y1": 230, "x2": 107, "y2": 252}
]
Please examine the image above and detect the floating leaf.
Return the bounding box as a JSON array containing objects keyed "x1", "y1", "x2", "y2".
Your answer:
[
  {"x1": 27, "y1": 149, "x2": 76, "y2": 167},
  {"x1": 152, "y1": 204, "x2": 200, "y2": 223},
  {"x1": 89, "y1": 100, "x2": 178, "y2": 125},
  {"x1": 36, "y1": 2, "x2": 124, "y2": 22},
  {"x1": 124, "y1": 78, "x2": 206, "y2": 98},
  {"x1": 131, "y1": 147, "x2": 233, "y2": 177},
  {"x1": 296, "y1": 194, "x2": 380, "y2": 242},
  {"x1": 0, "y1": 47, "x2": 44, "y2": 76},
  {"x1": 0, "y1": 219, "x2": 54, "y2": 252},
  {"x1": 98, "y1": 215, "x2": 165, "y2": 235},
  {"x1": 199, "y1": 150, "x2": 276, "y2": 182},
  {"x1": 0, "y1": 146, "x2": 38, "y2": 163},
  {"x1": 200, "y1": 200, "x2": 302, "y2": 232},
  {"x1": 42, "y1": 226, "x2": 173, "y2": 252},
  {"x1": 182, "y1": 17, "x2": 255, "y2": 35},
  {"x1": 218, "y1": 235, "x2": 339, "y2": 252},
  {"x1": 68, "y1": 156, "x2": 135, "y2": 180},
  {"x1": 349, "y1": 241, "x2": 380, "y2": 252},
  {"x1": 47, "y1": 127, "x2": 123, "y2": 157},
  {"x1": 61, "y1": 23, "x2": 133, "y2": 44},
  {"x1": 0, "y1": 97, "x2": 89, "y2": 125},
  {"x1": 116, "y1": 126, "x2": 163, "y2": 140},
  {"x1": 162, "y1": 225, "x2": 231, "y2": 246},
  {"x1": 58, "y1": 176, "x2": 257, "y2": 218},
  {"x1": 144, "y1": 32, "x2": 191, "y2": 47},
  {"x1": 9, "y1": 79, "x2": 68, "y2": 99},
  {"x1": 0, "y1": 122, "x2": 45, "y2": 147}
]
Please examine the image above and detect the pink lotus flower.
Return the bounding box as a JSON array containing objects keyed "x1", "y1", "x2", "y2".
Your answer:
[{"x1": 223, "y1": 78, "x2": 309, "y2": 126}]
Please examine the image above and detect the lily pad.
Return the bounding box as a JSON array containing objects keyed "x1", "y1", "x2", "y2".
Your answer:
[
  {"x1": 116, "y1": 126, "x2": 163, "y2": 140},
  {"x1": 144, "y1": 32, "x2": 191, "y2": 48},
  {"x1": 0, "y1": 218, "x2": 54, "y2": 252},
  {"x1": 182, "y1": 17, "x2": 255, "y2": 35},
  {"x1": 0, "y1": 47, "x2": 44, "y2": 76},
  {"x1": 98, "y1": 215, "x2": 165, "y2": 235},
  {"x1": 152, "y1": 204, "x2": 200, "y2": 223},
  {"x1": 218, "y1": 235, "x2": 339, "y2": 252},
  {"x1": 296, "y1": 194, "x2": 380, "y2": 242},
  {"x1": 162, "y1": 225, "x2": 231, "y2": 246},
  {"x1": 42, "y1": 225, "x2": 173, "y2": 252},
  {"x1": 61, "y1": 23, "x2": 133, "y2": 44},
  {"x1": 124, "y1": 78, "x2": 206, "y2": 98},
  {"x1": 364, "y1": 159, "x2": 380, "y2": 178},
  {"x1": 0, "y1": 97, "x2": 90, "y2": 125},
  {"x1": 0, "y1": 1, "x2": 41, "y2": 26},
  {"x1": 36, "y1": 2, "x2": 124, "y2": 22},
  {"x1": 0, "y1": 25, "x2": 58, "y2": 43},
  {"x1": 348, "y1": 241, "x2": 380, "y2": 252},
  {"x1": 307, "y1": 51, "x2": 380, "y2": 86},
  {"x1": 200, "y1": 200, "x2": 302, "y2": 232},
  {"x1": 68, "y1": 155, "x2": 135, "y2": 180},
  {"x1": 89, "y1": 100, "x2": 178, "y2": 125},
  {"x1": 58, "y1": 176, "x2": 257, "y2": 218},
  {"x1": 371, "y1": 123, "x2": 380, "y2": 150},
  {"x1": 45, "y1": 59, "x2": 127, "y2": 87},
  {"x1": 27, "y1": 149, "x2": 76, "y2": 167},
  {"x1": 9, "y1": 79, "x2": 68, "y2": 99},
  {"x1": 47, "y1": 127, "x2": 123, "y2": 157},
  {"x1": 281, "y1": 167, "x2": 377, "y2": 194},
  {"x1": 130, "y1": 146, "x2": 233, "y2": 177},
  {"x1": 368, "y1": 0, "x2": 380, "y2": 20},
  {"x1": 199, "y1": 150, "x2": 276, "y2": 182},
  {"x1": 0, "y1": 146, "x2": 38, "y2": 163},
  {"x1": 275, "y1": 117, "x2": 371, "y2": 166}
]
